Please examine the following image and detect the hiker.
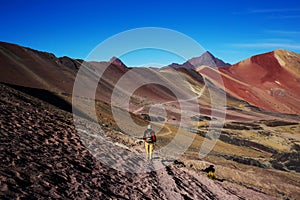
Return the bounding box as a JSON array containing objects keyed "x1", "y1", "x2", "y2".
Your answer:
[
  {"x1": 203, "y1": 165, "x2": 216, "y2": 179},
  {"x1": 143, "y1": 124, "x2": 156, "y2": 160}
]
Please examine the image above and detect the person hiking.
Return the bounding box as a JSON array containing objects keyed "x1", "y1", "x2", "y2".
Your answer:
[
  {"x1": 143, "y1": 124, "x2": 156, "y2": 160},
  {"x1": 203, "y1": 165, "x2": 216, "y2": 179}
]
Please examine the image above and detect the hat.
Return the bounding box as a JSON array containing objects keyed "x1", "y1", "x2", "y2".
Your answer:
[{"x1": 147, "y1": 124, "x2": 152, "y2": 129}]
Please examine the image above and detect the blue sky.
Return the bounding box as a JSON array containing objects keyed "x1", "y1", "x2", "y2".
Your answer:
[{"x1": 1, "y1": 0, "x2": 300, "y2": 66}]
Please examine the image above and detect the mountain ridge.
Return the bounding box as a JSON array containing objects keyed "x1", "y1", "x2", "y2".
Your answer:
[
  {"x1": 1, "y1": 41, "x2": 300, "y2": 114},
  {"x1": 163, "y1": 51, "x2": 230, "y2": 70}
]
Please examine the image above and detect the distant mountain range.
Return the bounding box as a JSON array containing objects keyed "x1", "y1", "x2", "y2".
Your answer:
[{"x1": 0, "y1": 41, "x2": 300, "y2": 115}]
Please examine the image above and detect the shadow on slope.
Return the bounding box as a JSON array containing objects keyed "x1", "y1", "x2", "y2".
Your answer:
[{"x1": 1, "y1": 82, "x2": 95, "y2": 122}]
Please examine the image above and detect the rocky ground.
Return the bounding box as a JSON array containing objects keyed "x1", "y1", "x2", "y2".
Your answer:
[{"x1": 0, "y1": 83, "x2": 288, "y2": 199}]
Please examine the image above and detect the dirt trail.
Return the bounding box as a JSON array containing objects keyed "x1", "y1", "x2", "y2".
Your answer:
[
  {"x1": 131, "y1": 85, "x2": 206, "y2": 114},
  {"x1": 156, "y1": 125, "x2": 173, "y2": 136},
  {"x1": 132, "y1": 106, "x2": 145, "y2": 114}
]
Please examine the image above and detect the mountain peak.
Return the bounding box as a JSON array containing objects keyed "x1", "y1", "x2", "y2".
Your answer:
[
  {"x1": 202, "y1": 51, "x2": 214, "y2": 57},
  {"x1": 163, "y1": 51, "x2": 229, "y2": 70},
  {"x1": 187, "y1": 51, "x2": 230, "y2": 68},
  {"x1": 273, "y1": 49, "x2": 297, "y2": 57},
  {"x1": 109, "y1": 56, "x2": 128, "y2": 70},
  {"x1": 273, "y1": 49, "x2": 300, "y2": 76},
  {"x1": 109, "y1": 56, "x2": 122, "y2": 64}
]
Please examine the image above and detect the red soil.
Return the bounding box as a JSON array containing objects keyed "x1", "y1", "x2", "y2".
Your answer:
[{"x1": 198, "y1": 51, "x2": 300, "y2": 114}]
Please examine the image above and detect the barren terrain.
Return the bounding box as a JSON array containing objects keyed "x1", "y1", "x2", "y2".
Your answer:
[{"x1": 1, "y1": 42, "x2": 300, "y2": 199}]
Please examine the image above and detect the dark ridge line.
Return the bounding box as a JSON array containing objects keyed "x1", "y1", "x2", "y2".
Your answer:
[{"x1": 1, "y1": 82, "x2": 96, "y2": 123}]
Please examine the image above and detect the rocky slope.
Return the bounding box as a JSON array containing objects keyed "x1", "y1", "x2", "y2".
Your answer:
[{"x1": 0, "y1": 83, "x2": 282, "y2": 199}]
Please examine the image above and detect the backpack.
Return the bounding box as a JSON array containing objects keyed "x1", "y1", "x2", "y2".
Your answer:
[{"x1": 145, "y1": 129, "x2": 156, "y2": 143}]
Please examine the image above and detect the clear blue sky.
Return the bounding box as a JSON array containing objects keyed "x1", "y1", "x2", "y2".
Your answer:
[{"x1": 1, "y1": 0, "x2": 300, "y2": 66}]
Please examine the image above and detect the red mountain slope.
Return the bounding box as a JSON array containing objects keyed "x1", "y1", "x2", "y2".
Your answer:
[{"x1": 197, "y1": 50, "x2": 300, "y2": 114}]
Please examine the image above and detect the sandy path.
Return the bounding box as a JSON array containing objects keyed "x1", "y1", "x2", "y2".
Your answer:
[{"x1": 132, "y1": 106, "x2": 145, "y2": 114}]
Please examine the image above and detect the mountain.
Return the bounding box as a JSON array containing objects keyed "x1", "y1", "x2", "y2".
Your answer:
[
  {"x1": 2, "y1": 41, "x2": 300, "y2": 115},
  {"x1": 2, "y1": 41, "x2": 300, "y2": 116},
  {"x1": 0, "y1": 42, "x2": 135, "y2": 103},
  {"x1": 0, "y1": 42, "x2": 212, "y2": 120},
  {"x1": 1, "y1": 41, "x2": 300, "y2": 199},
  {"x1": 109, "y1": 56, "x2": 128, "y2": 71},
  {"x1": 164, "y1": 51, "x2": 229, "y2": 69},
  {"x1": 0, "y1": 41, "x2": 83, "y2": 93},
  {"x1": 187, "y1": 51, "x2": 230, "y2": 68},
  {"x1": 197, "y1": 49, "x2": 300, "y2": 114}
]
